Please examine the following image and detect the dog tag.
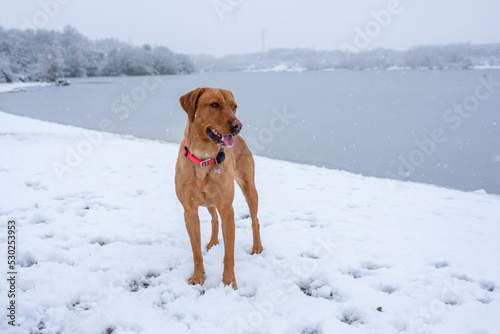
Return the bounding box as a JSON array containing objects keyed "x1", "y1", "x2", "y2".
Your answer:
[
  {"x1": 214, "y1": 168, "x2": 221, "y2": 174},
  {"x1": 216, "y1": 150, "x2": 226, "y2": 164}
]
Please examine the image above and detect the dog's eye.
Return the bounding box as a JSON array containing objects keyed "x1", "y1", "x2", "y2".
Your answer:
[
  {"x1": 233, "y1": 105, "x2": 237, "y2": 111},
  {"x1": 210, "y1": 103, "x2": 220, "y2": 109}
]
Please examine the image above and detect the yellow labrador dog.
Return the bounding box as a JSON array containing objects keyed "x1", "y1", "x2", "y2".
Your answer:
[{"x1": 175, "y1": 87, "x2": 263, "y2": 289}]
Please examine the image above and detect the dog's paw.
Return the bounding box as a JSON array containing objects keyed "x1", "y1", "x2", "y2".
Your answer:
[
  {"x1": 188, "y1": 271, "x2": 205, "y2": 286},
  {"x1": 207, "y1": 238, "x2": 219, "y2": 251},
  {"x1": 222, "y1": 273, "x2": 238, "y2": 290},
  {"x1": 251, "y1": 243, "x2": 263, "y2": 255}
]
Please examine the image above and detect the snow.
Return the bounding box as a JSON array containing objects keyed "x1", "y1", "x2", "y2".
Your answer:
[
  {"x1": 472, "y1": 66, "x2": 500, "y2": 70},
  {"x1": 244, "y1": 63, "x2": 306, "y2": 72},
  {"x1": 0, "y1": 110, "x2": 499, "y2": 334},
  {"x1": 0, "y1": 82, "x2": 50, "y2": 94}
]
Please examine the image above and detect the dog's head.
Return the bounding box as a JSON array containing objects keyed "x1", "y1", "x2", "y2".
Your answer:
[{"x1": 180, "y1": 87, "x2": 242, "y2": 148}]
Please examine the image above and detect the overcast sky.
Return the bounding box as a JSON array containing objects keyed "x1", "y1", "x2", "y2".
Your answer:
[{"x1": 1, "y1": 0, "x2": 499, "y2": 57}]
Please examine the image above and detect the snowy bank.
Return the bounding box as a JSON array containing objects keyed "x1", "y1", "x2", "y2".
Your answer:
[
  {"x1": 0, "y1": 111, "x2": 499, "y2": 334},
  {"x1": 0, "y1": 82, "x2": 51, "y2": 94}
]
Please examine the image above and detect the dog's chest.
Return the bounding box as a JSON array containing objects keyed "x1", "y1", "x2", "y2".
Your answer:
[
  {"x1": 194, "y1": 164, "x2": 231, "y2": 187},
  {"x1": 191, "y1": 165, "x2": 234, "y2": 205}
]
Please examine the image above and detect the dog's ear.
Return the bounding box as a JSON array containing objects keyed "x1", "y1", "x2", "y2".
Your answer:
[{"x1": 180, "y1": 87, "x2": 205, "y2": 123}]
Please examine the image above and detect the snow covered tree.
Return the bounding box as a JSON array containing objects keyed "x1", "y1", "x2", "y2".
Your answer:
[
  {"x1": 36, "y1": 37, "x2": 65, "y2": 82},
  {"x1": 60, "y1": 25, "x2": 88, "y2": 77},
  {"x1": 0, "y1": 26, "x2": 195, "y2": 80},
  {"x1": 0, "y1": 27, "x2": 15, "y2": 82},
  {"x1": 0, "y1": 53, "x2": 13, "y2": 82}
]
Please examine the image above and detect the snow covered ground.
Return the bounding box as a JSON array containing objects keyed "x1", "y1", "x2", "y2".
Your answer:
[
  {"x1": 0, "y1": 110, "x2": 499, "y2": 334},
  {"x1": 0, "y1": 82, "x2": 50, "y2": 94}
]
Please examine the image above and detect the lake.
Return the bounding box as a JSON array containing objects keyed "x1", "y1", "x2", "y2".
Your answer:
[{"x1": 1, "y1": 70, "x2": 499, "y2": 194}]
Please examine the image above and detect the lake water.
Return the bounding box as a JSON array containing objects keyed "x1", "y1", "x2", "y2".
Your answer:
[{"x1": 1, "y1": 70, "x2": 499, "y2": 194}]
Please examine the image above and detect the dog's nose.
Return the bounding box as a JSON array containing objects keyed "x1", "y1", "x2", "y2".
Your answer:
[{"x1": 231, "y1": 120, "x2": 242, "y2": 134}]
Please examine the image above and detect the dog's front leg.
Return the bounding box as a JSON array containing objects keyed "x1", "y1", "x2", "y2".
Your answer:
[
  {"x1": 184, "y1": 209, "x2": 205, "y2": 285},
  {"x1": 218, "y1": 205, "x2": 237, "y2": 289}
]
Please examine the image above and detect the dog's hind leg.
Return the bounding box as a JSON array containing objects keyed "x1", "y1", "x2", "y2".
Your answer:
[
  {"x1": 236, "y1": 175, "x2": 264, "y2": 255},
  {"x1": 207, "y1": 206, "x2": 219, "y2": 251},
  {"x1": 233, "y1": 138, "x2": 264, "y2": 255}
]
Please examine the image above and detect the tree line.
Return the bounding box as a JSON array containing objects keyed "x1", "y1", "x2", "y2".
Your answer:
[
  {"x1": 193, "y1": 43, "x2": 500, "y2": 72},
  {"x1": 2, "y1": 25, "x2": 500, "y2": 83},
  {"x1": 0, "y1": 26, "x2": 194, "y2": 83}
]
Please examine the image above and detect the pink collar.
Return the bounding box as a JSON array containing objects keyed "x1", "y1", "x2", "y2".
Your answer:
[{"x1": 183, "y1": 138, "x2": 225, "y2": 168}]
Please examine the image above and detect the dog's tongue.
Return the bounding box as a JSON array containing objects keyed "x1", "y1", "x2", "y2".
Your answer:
[{"x1": 222, "y1": 134, "x2": 235, "y2": 147}]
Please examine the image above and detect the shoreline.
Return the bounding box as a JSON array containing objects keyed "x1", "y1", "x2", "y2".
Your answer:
[{"x1": 0, "y1": 82, "x2": 51, "y2": 94}]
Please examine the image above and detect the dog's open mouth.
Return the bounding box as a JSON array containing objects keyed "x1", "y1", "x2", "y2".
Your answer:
[{"x1": 207, "y1": 127, "x2": 235, "y2": 147}]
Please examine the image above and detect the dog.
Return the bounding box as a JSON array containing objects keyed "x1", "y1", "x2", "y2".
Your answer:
[{"x1": 175, "y1": 87, "x2": 263, "y2": 289}]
